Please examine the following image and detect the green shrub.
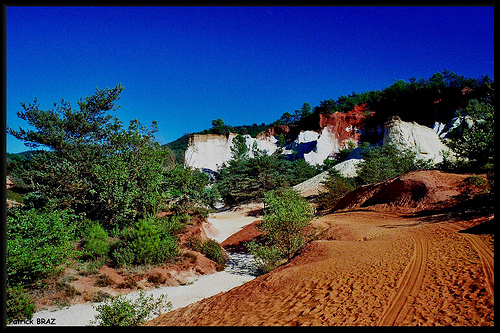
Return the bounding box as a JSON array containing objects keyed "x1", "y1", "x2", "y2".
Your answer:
[
  {"x1": 6, "y1": 284, "x2": 36, "y2": 324},
  {"x1": 246, "y1": 240, "x2": 284, "y2": 274},
  {"x1": 6, "y1": 188, "x2": 24, "y2": 203},
  {"x1": 186, "y1": 235, "x2": 204, "y2": 252},
  {"x1": 111, "y1": 246, "x2": 136, "y2": 268},
  {"x1": 316, "y1": 168, "x2": 356, "y2": 211},
  {"x1": 248, "y1": 188, "x2": 314, "y2": 271},
  {"x1": 111, "y1": 217, "x2": 179, "y2": 267},
  {"x1": 187, "y1": 236, "x2": 227, "y2": 269},
  {"x1": 84, "y1": 223, "x2": 110, "y2": 258},
  {"x1": 6, "y1": 208, "x2": 77, "y2": 285},
  {"x1": 463, "y1": 175, "x2": 488, "y2": 188},
  {"x1": 201, "y1": 239, "x2": 227, "y2": 268},
  {"x1": 91, "y1": 291, "x2": 172, "y2": 326},
  {"x1": 131, "y1": 217, "x2": 179, "y2": 265},
  {"x1": 357, "y1": 142, "x2": 433, "y2": 185}
]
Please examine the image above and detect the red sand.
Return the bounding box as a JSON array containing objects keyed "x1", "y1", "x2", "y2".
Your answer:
[{"x1": 145, "y1": 171, "x2": 494, "y2": 326}]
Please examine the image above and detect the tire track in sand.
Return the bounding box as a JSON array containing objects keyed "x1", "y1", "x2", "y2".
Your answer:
[
  {"x1": 377, "y1": 232, "x2": 428, "y2": 326},
  {"x1": 441, "y1": 222, "x2": 494, "y2": 303}
]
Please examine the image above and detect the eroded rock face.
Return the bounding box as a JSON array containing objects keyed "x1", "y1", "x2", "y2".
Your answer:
[
  {"x1": 184, "y1": 134, "x2": 236, "y2": 172},
  {"x1": 383, "y1": 117, "x2": 452, "y2": 164},
  {"x1": 183, "y1": 105, "x2": 451, "y2": 172},
  {"x1": 183, "y1": 133, "x2": 278, "y2": 172},
  {"x1": 286, "y1": 106, "x2": 372, "y2": 165}
]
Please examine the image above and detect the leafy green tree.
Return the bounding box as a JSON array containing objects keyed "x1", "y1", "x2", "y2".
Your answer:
[
  {"x1": 211, "y1": 118, "x2": 234, "y2": 135},
  {"x1": 248, "y1": 188, "x2": 314, "y2": 272},
  {"x1": 293, "y1": 102, "x2": 312, "y2": 122},
  {"x1": 356, "y1": 142, "x2": 433, "y2": 184},
  {"x1": 217, "y1": 141, "x2": 321, "y2": 206},
  {"x1": 7, "y1": 85, "x2": 171, "y2": 227},
  {"x1": 445, "y1": 99, "x2": 494, "y2": 171}
]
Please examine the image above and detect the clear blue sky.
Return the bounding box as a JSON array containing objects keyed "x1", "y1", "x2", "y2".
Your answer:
[{"x1": 6, "y1": 6, "x2": 494, "y2": 154}]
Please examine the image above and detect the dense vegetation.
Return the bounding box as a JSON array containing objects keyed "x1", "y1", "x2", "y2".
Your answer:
[
  {"x1": 166, "y1": 70, "x2": 493, "y2": 164},
  {"x1": 5, "y1": 85, "x2": 220, "y2": 323},
  {"x1": 215, "y1": 134, "x2": 321, "y2": 206}
]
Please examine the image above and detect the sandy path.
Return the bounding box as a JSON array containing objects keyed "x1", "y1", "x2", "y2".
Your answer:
[
  {"x1": 377, "y1": 232, "x2": 428, "y2": 326},
  {"x1": 145, "y1": 210, "x2": 494, "y2": 326},
  {"x1": 441, "y1": 222, "x2": 494, "y2": 303},
  {"x1": 203, "y1": 202, "x2": 264, "y2": 243},
  {"x1": 10, "y1": 203, "x2": 262, "y2": 326}
]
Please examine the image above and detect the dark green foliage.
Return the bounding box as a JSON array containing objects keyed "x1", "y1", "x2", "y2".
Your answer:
[
  {"x1": 356, "y1": 143, "x2": 434, "y2": 185},
  {"x1": 201, "y1": 239, "x2": 227, "y2": 268},
  {"x1": 217, "y1": 138, "x2": 321, "y2": 206},
  {"x1": 91, "y1": 119, "x2": 172, "y2": 227},
  {"x1": 6, "y1": 208, "x2": 77, "y2": 285},
  {"x1": 248, "y1": 188, "x2": 314, "y2": 272},
  {"x1": 316, "y1": 169, "x2": 356, "y2": 211},
  {"x1": 110, "y1": 216, "x2": 179, "y2": 267},
  {"x1": 91, "y1": 291, "x2": 172, "y2": 326},
  {"x1": 6, "y1": 284, "x2": 36, "y2": 324},
  {"x1": 84, "y1": 223, "x2": 110, "y2": 258},
  {"x1": 444, "y1": 99, "x2": 494, "y2": 171},
  {"x1": 314, "y1": 70, "x2": 493, "y2": 129},
  {"x1": 187, "y1": 236, "x2": 227, "y2": 269},
  {"x1": 161, "y1": 166, "x2": 218, "y2": 212}
]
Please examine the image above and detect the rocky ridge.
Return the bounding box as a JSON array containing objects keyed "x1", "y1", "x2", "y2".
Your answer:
[{"x1": 184, "y1": 106, "x2": 454, "y2": 174}]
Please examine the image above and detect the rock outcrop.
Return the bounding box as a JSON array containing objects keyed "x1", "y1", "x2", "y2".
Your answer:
[
  {"x1": 184, "y1": 105, "x2": 453, "y2": 173},
  {"x1": 183, "y1": 133, "x2": 278, "y2": 172},
  {"x1": 383, "y1": 117, "x2": 452, "y2": 164},
  {"x1": 285, "y1": 106, "x2": 372, "y2": 165}
]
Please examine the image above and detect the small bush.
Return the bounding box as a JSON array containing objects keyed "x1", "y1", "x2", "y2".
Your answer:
[
  {"x1": 111, "y1": 216, "x2": 179, "y2": 267},
  {"x1": 111, "y1": 246, "x2": 136, "y2": 268},
  {"x1": 187, "y1": 236, "x2": 227, "y2": 269},
  {"x1": 131, "y1": 217, "x2": 179, "y2": 265},
  {"x1": 147, "y1": 272, "x2": 167, "y2": 286},
  {"x1": 463, "y1": 175, "x2": 488, "y2": 188},
  {"x1": 186, "y1": 235, "x2": 204, "y2": 252},
  {"x1": 6, "y1": 284, "x2": 36, "y2": 324},
  {"x1": 316, "y1": 168, "x2": 356, "y2": 211},
  {"x1": 201, "y1": 239, "x2": 227, "y2": 268},
  {"x1": 84, "y1": 223, "x2": 110, "y2": 258},
  {"x1": 91, "y1": 291, "x2": 172, "y2": 326},
  {"x1": 94, "y1": 274, "x2": 112, "y2": 287},
  {"x1": 248, "y1": 188, "x2": 314, "y2": 271},
  {"x1": 55, "y1": 280, "x2": 81, "y2": 298},
  {"x1": 246, "y1": 240, "x2": 284, "y2": 274}
]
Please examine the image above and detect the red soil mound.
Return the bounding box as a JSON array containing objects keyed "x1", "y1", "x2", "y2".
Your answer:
[
  {"x1": 220, "y1": 220, "x2": 263, "y2": 249},
  {"x1": 335, "y1": 170, "x2": 487, "y2": 212}
]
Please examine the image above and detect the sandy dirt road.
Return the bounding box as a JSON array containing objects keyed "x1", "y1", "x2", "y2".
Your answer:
[{"x1": 146, "y1": 210, "x2": 494, "y2": 326}]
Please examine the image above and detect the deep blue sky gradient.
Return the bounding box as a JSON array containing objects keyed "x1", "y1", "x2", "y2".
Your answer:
[{"x1": 6, "y1": 6, "x2": 494, "y2": 153}]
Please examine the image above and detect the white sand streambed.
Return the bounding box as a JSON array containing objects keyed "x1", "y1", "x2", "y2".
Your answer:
[{"x1": 10, "y1": 203, "x2": 262, "y2": 326}]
